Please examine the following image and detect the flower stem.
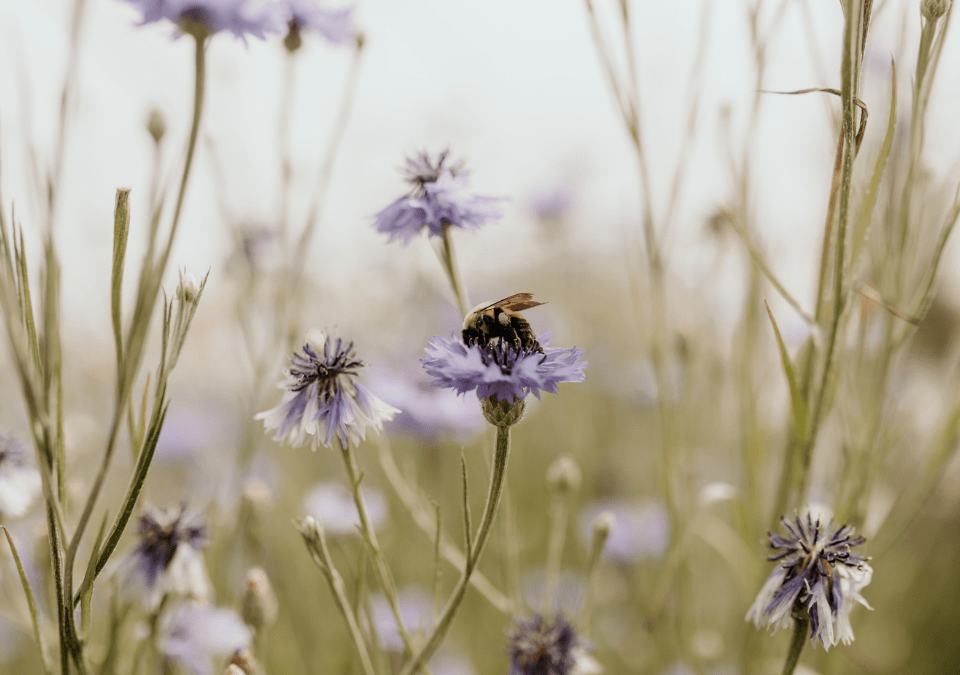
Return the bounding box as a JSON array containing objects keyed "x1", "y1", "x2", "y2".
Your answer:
[
  {"x1": 541, "y1": 494, "x2": 569, "y2": 617},
  {"x1": 438, "y1": 224, "x2": 470, "y2": 317},
  {"x1": 781, "y1": 616, "x2": 809, "y2": 675},
  {"x1": 398, "y1": 423, "x2": 512, "y2": 675},
  {"x1": 338, "y1": 440, "x2": 424, "y2": 669}
]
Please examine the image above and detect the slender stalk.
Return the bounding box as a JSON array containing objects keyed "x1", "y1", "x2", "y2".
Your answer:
[
  {"x1": 338, "y1": 440, "x2": 424, "y2": 667},
  {"x1": 398, "y1": 422, "x2": 512, "y2": 675},
  {"x1": 780, "y1": 616, "x2": 809, "y2": 675},
  {"x1": 438, "y1": 225, "x2": 470, "y2": 317},
  {"x1": 541, "y1": 494, "x2": 569, "y2": 618}
]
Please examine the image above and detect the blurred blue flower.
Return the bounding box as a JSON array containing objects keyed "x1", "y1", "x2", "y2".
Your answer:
[
  {"x1": 421, "y1": 334, "x2": 586, "y2": 403},
  {"x1": 508, "y1": 613, "x2": 578, "y2": 675},
  {"x1": 124, "y1": 0, "x2": 282, "y2": 39},
  {"x1": 302, "y1": 481, "x2": 387, "y2": 536},
  {"x1": 579, "y1": 501, "x2": 669, "y2": 564},
  {"x1": 114, "y1": 505, "x2": 210, "y2": 610},
  {"x1": 159, "y1": 603, "x2": 252, "y2": 675},
  {"x1": 746, "y1": 511, "x2": 873, "y2": 650},
  {"x1": 373, "y1": 151, "x2": 505, "y2": 245},
  {"x1": 283, "y1": 0, "x2": 355, "y2": 44},
  {"x1": 257, "y1": 331, "x2": 400, "y2": 449},
  {"x1": 0, "y1": 433, "x2": 41, "y2": 518},
  {"x1": 368, "y1": 587, "x2": 433, "y2": 652}
]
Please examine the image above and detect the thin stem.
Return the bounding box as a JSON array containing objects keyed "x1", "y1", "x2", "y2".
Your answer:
[
  {"x1": 277, "y1": 50, "x2": 297, "y2": 248},
  {"x1": 780, "y1": 616, "x2": 809, "y2": 675},
  {"x1": 438, "y1": 225, "x2": 470, "y2": 317},
  {"x1": 541, "y1": 495, "x2": 568, "y2": 618},
  {"x1": 398, "y1": 421, "x2": 512, "y2": 675},
  {"x1": 338, "y1": 440, "x2": 424, "y2": 667}
]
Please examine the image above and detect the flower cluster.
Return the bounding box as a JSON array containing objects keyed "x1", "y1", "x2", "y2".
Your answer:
[
  {"x1": 421, "y1": 334, "x2": 586, "y2": 404},
  {"x1": 114, "y1": 504, "x2": 211, "y2": 610},
  {"x1": 746, "y1": 511, "x2": 873, "y2": 649},
  {"x1": 124, "y1": 0, "x2": 355, "y2": 42},
  {"x1": 373, "y1": 151, "x2": 505, "y2": 245},
  {"x1": 257, "y1": 331, "x2": 399, "y2": 449}
]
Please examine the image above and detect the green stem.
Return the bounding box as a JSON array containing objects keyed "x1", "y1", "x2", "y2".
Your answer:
[
  {"x1": 541, "y1": 494, "x2": 568, "y2": 617},
  {"x1": 439, "y1": 225, "x2": 470, "y2": 317},
  {"x1": 339, "y1": 440, "x2": 424, "y2": 667},
  {"x1": 398, "y1": 422, "x2": 513, "y2": 675},
  {"x1": 781, "y1": 616, "x2": 809, "y2": 675}
]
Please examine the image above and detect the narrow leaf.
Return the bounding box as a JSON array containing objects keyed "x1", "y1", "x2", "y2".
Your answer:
[
  {"x1": 3, "y1": 526, "x2": 51, "y2": 675},
  {"x1": 111, "y1": 188, "x2": 131, "y2": 371},
  {"x1": 461, "y1": 454, "x2": 472, "y2": 562},
  {"x1": 765, "y1": 300, "x2": 808, "y2": 444}
]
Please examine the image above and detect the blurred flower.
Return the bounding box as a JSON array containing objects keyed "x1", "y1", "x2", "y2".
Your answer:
[
  {"x1": 124, "y1": 0, "x2": 282, "y2": 39},
  {"x1": 746, "y1": 511, "x2": 873, "y2": 650},
  {"x1": 114, "y1": 504, "x2": 210, "y2": 610},
  {"x1": 421, "y1": 334, "x2": 586, "y2": 403},
  {"x1": 0, "y1": 433, "x2": 42, "y2": 518},
  {"x1": 373, "y1": 151, "x2": 505, "y2": 245},
  {"x1": 302, "y1": 481, "x2": 387, "y2": 535},
  {"x1": 282, "y1": 0, "x2": 355, "y2": 46},
  {"x1": 528, "y1": 185, "x2": 573, "y2": 220},
  {"x1": 370, "y1": 366, "x2": 486, "y2": 442},
  {"x1": 368, "y1": 587, "x2": 432, "y2": 652},
  {"x1": 240, "y1": 567, "x2": 278, "y2": 632},
  {"x1": 579, "y1": 501, "x2": 669, "y2": 563},
  {"x1": 257, "y1": 331, "x2": 399, "y2": 450},
  {"x1": 159, "y1": 603, "x2": 252, "y2": 675},
  {"x1": 508, "y1": 613, "x2": 582, "y2": 675}
]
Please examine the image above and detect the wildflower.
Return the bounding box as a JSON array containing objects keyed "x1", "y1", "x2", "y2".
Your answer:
[
  {"x1": 282, "y1": 0, "x2": 355, "y2": 50},
  {"x1": 746, "y1": 511, "x2": 873, "y2": 650},
  {"x1": 421, "y1": 334, "x2": 586, "y2": 404},
  {"x1": 114, "y1": 504, "x2": 210, "y2": 610},
  {"x1": 159, "y1": 602, "x2": 252, "y2": 675},
  {"x1": 372, "y1": 151, "x2": 505, "y2": 245},
  {"x1": 302, "y1": 481, "x2": 387, "y2": 535},
  {"x1": 0, "y1": 433, "x2": 42, "y2": 518},
  {"x1": 123, "y1": 0, "x2": 282, "y2": 39},
  {"x1": 507, "y1": 613, "x2": 581, "y2": 675},
  {"x1": 256, "y1": 331, "x2": 399, "y2": 450}
]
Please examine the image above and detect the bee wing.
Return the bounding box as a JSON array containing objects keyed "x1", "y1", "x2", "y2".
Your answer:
[{"x1": 482, "y1": 293, "x2": 545, "y2": 312}]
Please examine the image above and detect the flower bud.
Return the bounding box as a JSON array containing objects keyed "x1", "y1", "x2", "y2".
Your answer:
[
  {"x1": 590, "y1": 511, "x2": 615, "y2": 555},
  {"x1": 546, "y1": 455, "x2": 581, "y2": 495},
  {"x1": 241, "y1": 568, "x2": 278, "y2": 633},
  {"x1": 921, "y1": 0, "x2": 949, "y2": 19},
  {"x1": 481, "y1": 397, "x2": 526, "y2": 428},
  {"x1": 147, "y1": 109, "x2": 166, "y2": 144},
  {"x1": 177, "y1": 271, "x2": 200, "y2": 304}
]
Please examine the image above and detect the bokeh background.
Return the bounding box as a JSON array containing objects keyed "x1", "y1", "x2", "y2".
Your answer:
[{"x1": 2, "y1": 0, "x2": 960, "y2": 673}]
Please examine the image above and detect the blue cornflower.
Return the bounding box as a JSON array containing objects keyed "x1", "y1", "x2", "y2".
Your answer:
[
  {"x1": 159, "y1": 602, "x2": 252, "y2": 675},
  {"x1": 421, "y1": 334, "x2": 586, "y2": 404},
  {"x1": 124, "y1": 0, "x2": 282, "y2": 39},
  {"x1": 746, "y1": 511, "x2": 873, "y2": 650},
  {"x1": 373, "y1": 151, "x2": 505, "y2": 245},
  {"x1": 114, "y1": 505, "x2": 211, "y2": 610},
  {"x1": 257, "y1": 331, "x2": 400, "y2": 450},
  {"x1": 508, "y1": 613, "x2": 578, "y2": 675},
  {"x1": 282, "y1": 0, "x2": 355, "y2": 46}
]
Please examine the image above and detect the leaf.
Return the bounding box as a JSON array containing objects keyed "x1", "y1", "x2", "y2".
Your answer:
[
  {"x1": 765, "y1": 300, "x2": 808, "y2": 445},
  {"x1": 3, "y1": 526, "x2": 51, "y2": 675}
]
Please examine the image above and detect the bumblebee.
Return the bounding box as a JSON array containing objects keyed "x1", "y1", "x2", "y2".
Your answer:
[{"x1": 462, "y1": 293, "x2": 545, "y2": 353}]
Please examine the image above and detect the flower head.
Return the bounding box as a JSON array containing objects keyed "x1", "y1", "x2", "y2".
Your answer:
[
  {"x1": 0, "y1": 433, "x2": 42, "y2": 518},
  {"x1": 508, "y1": 613, "x2": 578, "y2": 675},
  {"x1": 421, "y1": 334, "x2": 586, "y2": 404},
  {"x1": 282, "y1": 0, "x2": 356, "y2": 49},
  {"x1": 746, "y1": 511, "x2": 873, "y2": 650},
  {"x1": 124, "y1": 0, "x2": 282, "y2": 39},
  {"x1": 302, "y1": 480, "x2": 387, "y2": 535},
  {"x1": 373, "y1": 151, "x2": 505, "y2": 245},
  {"x1": 114, "y1": 504, "x2": 210, "y2": 610},
  {"x1": 159, "y1": 603, "x2": 252, "y2": 675},
  {"x1": 256, "y1": 331, "x2": 399, "y2": 449}
]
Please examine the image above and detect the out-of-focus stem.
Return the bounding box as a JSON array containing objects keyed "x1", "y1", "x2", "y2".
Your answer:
[
  {"x1": 438, "y1": 225, "x2": 470, "y2": 317},
  {"x1": 780, "y1": 616, "x2": 808, "y2": 675}
]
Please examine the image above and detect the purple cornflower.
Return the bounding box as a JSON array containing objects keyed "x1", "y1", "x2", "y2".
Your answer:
[
  {"x1": 372, "y1": 151, "x2": 505, "y2": 245},
  {"x1": 282, "y1": 0, "x2": 355, "y2": 47},
  {"x1": 123, "y1": 0, "x2": 282, "y2": 39},
  {"x1": 257, "y1": 331, "x2": 400, "y2": 450},
  {"x1": 159, "y1": 603, "x2": 252, "y2": 675},
  {"x1": 114, "y1": 505, "x2": 210, "y2": 610},
  {"x1": 746, "y1": 511, "x2": 873, "y2": 650},
  {"x1": 421, "y1": 334, "x2": 586, "y2": 404},
  {"x1": 507, "y1": 613, "x2": 578, "y2": 675},
  {"x1": 0, "y1": 433, "x2": 41, "y2": 518}
]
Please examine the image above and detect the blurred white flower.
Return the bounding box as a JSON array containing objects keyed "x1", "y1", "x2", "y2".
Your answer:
[
  {"x1": 0, "y1": 433, "x2": 42, "y2": 518},
  {"x1": 580, "y1": 501, "x2": 669, "y2": 563},
  {"x1": 302, "y1": 481, "x2": 387, "y2": 536}
]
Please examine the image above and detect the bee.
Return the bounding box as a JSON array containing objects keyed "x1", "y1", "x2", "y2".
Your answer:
[{"x1": 462, "y1": 293, "x2": 545, "y2": 353}]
